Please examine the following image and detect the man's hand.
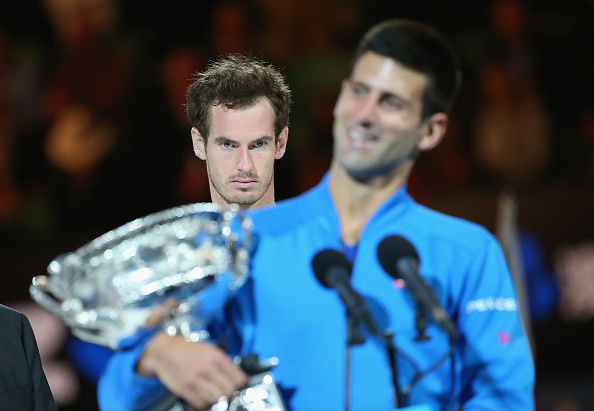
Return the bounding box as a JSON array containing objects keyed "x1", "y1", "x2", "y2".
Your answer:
[{"x1": 136, "y1": 332, "x2": 249, "y2": 410}]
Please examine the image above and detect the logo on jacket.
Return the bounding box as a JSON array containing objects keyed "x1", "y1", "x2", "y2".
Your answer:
[
  {"x1": 497, "y1": 330, "x2": 511, "y2": 345},
  {"x1": 465, "y1": 297, "x2": 517, "y2": 314}
]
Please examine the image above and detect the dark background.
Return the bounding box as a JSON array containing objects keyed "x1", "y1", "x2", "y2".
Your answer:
[{"x1": 1, "y1": 0, "x2": 593, "y2": 409}]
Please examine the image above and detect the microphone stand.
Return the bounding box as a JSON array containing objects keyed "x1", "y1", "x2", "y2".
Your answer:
[
  {"x1": 400, "y1": 333, "x2": 458, "y2": 407},
  {"x1": 382, "y1": 329, "x2": 402, "y2": 409},
  {"x1": 345, "y1": 311, "x2": 403, "y2": 409},
  {"x1": 345, "y1": 311, "x2": 365, "y2": 411}
]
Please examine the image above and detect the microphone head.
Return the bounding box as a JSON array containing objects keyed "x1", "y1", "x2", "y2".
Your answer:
[
  {"x1": 311, "y1": 249, "x2": 352, "y2": 288},
  {"x1": 377, "y1": 235, "x2": 419, "y2": 278}
]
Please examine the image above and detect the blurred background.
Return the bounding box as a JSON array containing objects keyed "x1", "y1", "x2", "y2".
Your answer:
[{"x1": 0, "y1": 0, "x2": 593, "y2": 409}]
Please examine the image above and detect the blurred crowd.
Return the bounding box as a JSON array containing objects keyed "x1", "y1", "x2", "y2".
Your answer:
[
  {"x1": 0, "y1": 0, "x2": 593, "y2": 243},
  {"x1": 0, "y1": 0, "x2": 593, "y2": 410}
]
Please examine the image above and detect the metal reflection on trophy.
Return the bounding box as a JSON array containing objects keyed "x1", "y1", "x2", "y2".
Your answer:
[{"x1": 30, "y1": 203, "x2": 252, "y2": 349}]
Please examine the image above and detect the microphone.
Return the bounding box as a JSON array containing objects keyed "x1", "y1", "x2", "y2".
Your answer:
[
  {"x1": 312, "y1": 249, "x2": 380, "y2": 336},
  {"x1": 377, "y1": 236, "x2": 457, "y2": 340},
  {"x1": 313, "y1": 249, "x2": 404, "y2": 409}
]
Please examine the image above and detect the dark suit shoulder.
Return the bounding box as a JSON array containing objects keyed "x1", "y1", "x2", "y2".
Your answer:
[{"x1": 0, "y1": 304, "x2": 58, "y2": 411}]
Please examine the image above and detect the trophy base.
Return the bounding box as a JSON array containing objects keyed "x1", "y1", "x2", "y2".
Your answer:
[{"x1": 213, "y1": 371, "x2": 286, "y2": 411}]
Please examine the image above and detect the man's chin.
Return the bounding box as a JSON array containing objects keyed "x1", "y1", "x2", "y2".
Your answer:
[{"x1": 224, "y1": 193, "x2": 259, "y2": 208}]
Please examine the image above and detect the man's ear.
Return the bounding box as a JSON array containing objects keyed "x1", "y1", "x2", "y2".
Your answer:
[
  {"x1": 191, "y1": 127, "x2": 207, "y2": 160},
  {"x1": 275, "y1": 126, "x2": 288, "y2": 160},
  {"x1": 417, "y1": 112, "x2": 449, "y2": 152}
]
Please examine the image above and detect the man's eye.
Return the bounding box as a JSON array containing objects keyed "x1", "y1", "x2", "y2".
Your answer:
[
  {"x1": 252, "y1": 141, "x2": 267, "y2": 148},
  {"x1": 383, "y1": 98, "x2": 405, "y2": 110},
  {"x1": 350, "y1": 82, "x2": 367, "y2": 96},
  {"x1": 221, "y1": 141, "x2": 233, "y2": 148}
]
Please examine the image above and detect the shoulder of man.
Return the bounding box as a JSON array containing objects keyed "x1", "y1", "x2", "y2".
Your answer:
[
  {"x1": 0, "y1": 304, "x2": 25, "y2": 327},
  {"x1": 406, "y1": 201, "x2": 499, "y2": 253},
  {"x1": 247, "y1": 186, "x2": 326, "y2": 235}
]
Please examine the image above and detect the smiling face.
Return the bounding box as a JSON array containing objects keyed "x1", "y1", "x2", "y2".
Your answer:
[
  {"x1": 332, "y1": 51, "x2": 446, "y2": 181},
  {"x1": 192, "y1": 98, "x2": 287, "y2": 209}
]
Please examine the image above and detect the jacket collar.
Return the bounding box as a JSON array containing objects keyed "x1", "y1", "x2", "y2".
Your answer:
[{"x1": 303, "y1": 172, "x2": 413, "y2": 242}]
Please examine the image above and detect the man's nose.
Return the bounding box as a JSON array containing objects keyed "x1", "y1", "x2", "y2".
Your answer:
[
  {"x1": 237, "y1": 147, "x2": 254, "y2": 171},
  {"x1": 352, "y1": 95, "x2": 378, "y2": 124}
]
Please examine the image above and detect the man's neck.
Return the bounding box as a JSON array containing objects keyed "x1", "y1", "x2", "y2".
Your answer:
[
  {"x1": 210, "y1": 196, "x2": 276, "y2": 211},
  {"x1": 328, "y1": 162, "x2": 411, "y2": 245}
]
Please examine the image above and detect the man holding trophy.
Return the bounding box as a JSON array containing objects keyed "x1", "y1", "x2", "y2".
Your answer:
[
  {"x1": 96, "y1": 54, "x2": 293, "y2": 409},
  {"x1": 36, "y1": 19, "x2": 535, "y2": 411},
  {"x1": 135, "y1": 54, "x2": 292, "y2": 407},
  {"x1": 30, "y1": 53, "x2": 292, "y2": 410}
]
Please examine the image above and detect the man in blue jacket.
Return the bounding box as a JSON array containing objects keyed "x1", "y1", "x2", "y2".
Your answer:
[{"x1": 99, "y1": 19, "x2": 535, "y2": 410}]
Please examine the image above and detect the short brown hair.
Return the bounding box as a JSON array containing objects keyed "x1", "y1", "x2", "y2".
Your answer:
[
  {"x1": 186, "y1": 54, "x2": 291, "y2": 141},
  {"x1": 354, "y1": 19, "x2": 461, "y2": 120}
]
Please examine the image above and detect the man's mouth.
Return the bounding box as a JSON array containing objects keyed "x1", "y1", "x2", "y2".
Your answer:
[
  {"x1": 347, "y1": 128, "x2": 379, "y2": 147},
  {"x1": 230, "y1": 177, "x2": 258, "y2": 187}
]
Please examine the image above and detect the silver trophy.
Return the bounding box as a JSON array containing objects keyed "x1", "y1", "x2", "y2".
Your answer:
[{"x1": 30, "y1": 203, "x2": 286, "y2": 411}]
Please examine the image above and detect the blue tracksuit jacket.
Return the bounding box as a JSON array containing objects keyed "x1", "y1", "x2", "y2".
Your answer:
[{"x1": 98, "y1": 174, "x2": 535, "y2": 410}]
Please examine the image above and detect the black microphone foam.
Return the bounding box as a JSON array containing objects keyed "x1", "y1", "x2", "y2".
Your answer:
[
  {"x1": 312, "y1": 248, "x2": 352, "y2": 288},
  {"x1": 311, "y1": 249, "x2": 380, "y2": 336},
  {"x1": 377, "y1": 235, "x2": 419, "y2": 277},
  {"x1": 377, "y1": 235, "x2": 457, "y2": 340}
]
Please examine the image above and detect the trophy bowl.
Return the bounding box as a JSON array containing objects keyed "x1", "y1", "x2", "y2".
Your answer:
[{"x1": 30, "y1": 203, "x2": 253, "y2": 349}]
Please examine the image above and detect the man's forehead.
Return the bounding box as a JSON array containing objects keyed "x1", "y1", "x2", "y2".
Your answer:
[
  {"x1": 212, "y1": 96, "x2": 271, "y2": 112},
  {"x1": 350, "y1": 51, "x2": 428, "y2": 97},
  {"x1": 208, "y1": 99, "x2": 276, "y2": 142},
  {"x1": 210, "y1": 98, "x2": 274, "y2": 117}
]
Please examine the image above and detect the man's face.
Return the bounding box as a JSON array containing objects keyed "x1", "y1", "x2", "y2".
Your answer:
[
  {"x1": 332, "y1": 51, "x2": 440, "y2": 180},
  {"x1": 192, "y1": 98, "x2": 287, "y2": 209}
]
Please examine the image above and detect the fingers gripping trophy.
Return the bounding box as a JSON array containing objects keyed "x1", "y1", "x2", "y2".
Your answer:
[{"x1": 30, "y1": 203, "x2": 286, "y2": 411}]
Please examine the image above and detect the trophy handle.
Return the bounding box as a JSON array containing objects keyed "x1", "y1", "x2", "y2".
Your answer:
[{"x1": 30, "y1": 276, "x2": 63, "y2": 318}]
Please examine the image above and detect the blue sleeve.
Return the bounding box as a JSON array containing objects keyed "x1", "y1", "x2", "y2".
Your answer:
[
  {"x1": 97, "y1": 331, "x2": 169, "y2": 411},
  {"x1": 63, "y1": 335, "x2": 114, "y2": 384},
  {"x1": 96, "y1": 314, "x2": 238, "y2": 411},
  {"x1": 456, "y1": 237, "x2": 535, "y2": 410}
]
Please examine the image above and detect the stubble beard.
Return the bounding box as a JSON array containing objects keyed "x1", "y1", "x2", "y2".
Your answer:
[
  {"x1": 209, "y1": 169, "x2": 274, "y2": 208},
  {"x1": 334, "y1": 125, "x2": 422, "y2": 182}
]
